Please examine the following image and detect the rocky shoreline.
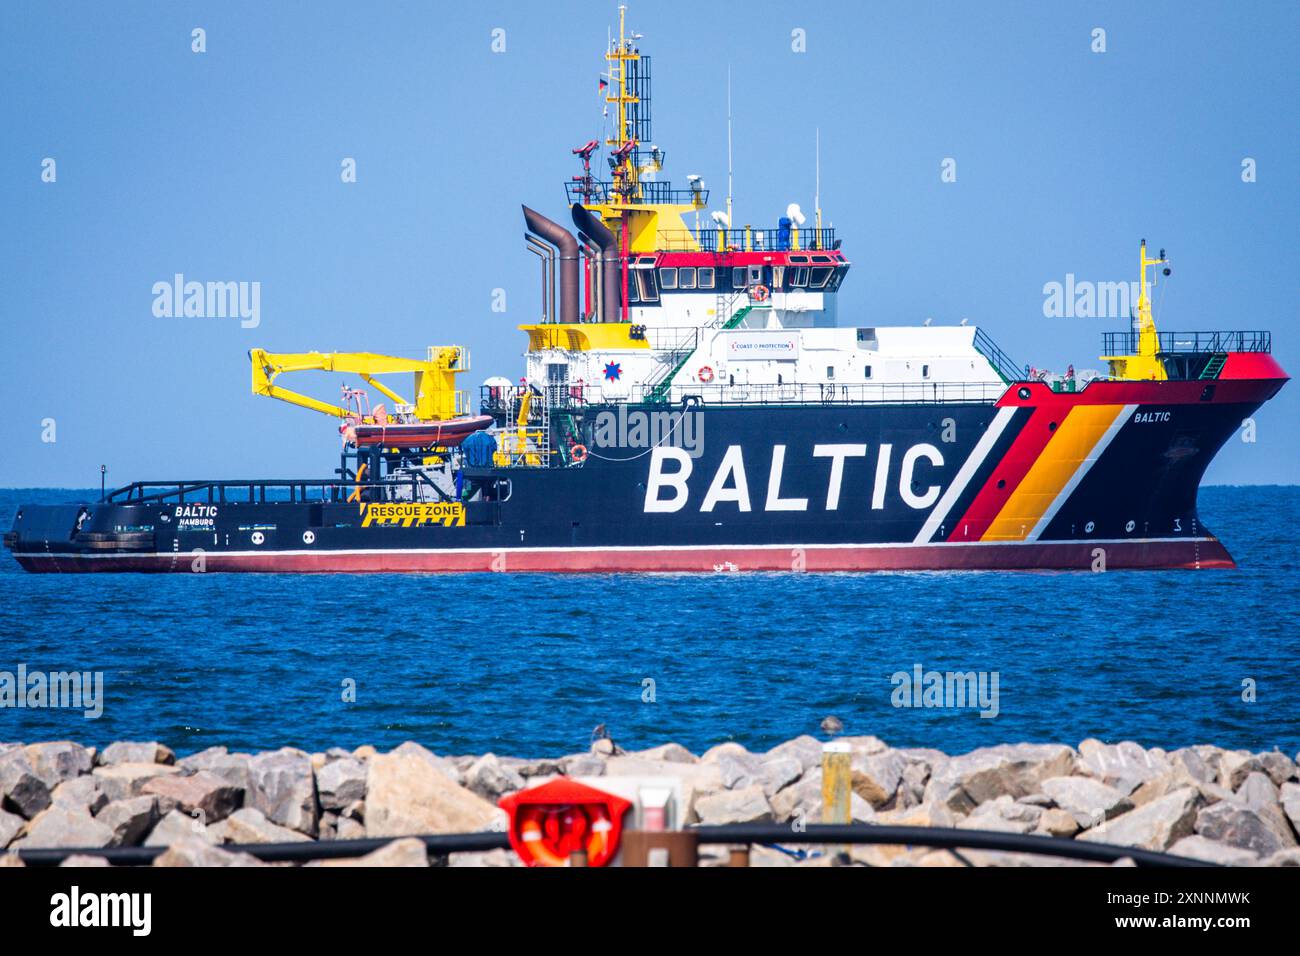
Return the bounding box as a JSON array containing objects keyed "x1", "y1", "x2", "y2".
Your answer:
[{"x1": 2, "y1": 737, "x2": 1298, "y2": 867}]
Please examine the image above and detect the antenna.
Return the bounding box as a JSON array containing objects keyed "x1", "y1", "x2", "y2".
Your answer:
[
  {"x1": 726, "y1": 65, "x2": 733, "y2": 239},
  {"x1": 815, "y1": 127, "x2": 822, "y2": 235}
]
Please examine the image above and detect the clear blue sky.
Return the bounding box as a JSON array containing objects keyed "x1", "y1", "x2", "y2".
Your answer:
[{"x1": 1, "y1": 1, "x2": 1295, "y2": 486}]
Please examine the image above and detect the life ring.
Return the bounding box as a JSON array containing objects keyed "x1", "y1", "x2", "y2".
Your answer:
[
  {"x1": 571, "y1": 443, "x2": 588, "y2": 463},
  {"x1": 751, "y1": 283, "x2": 770, "y2": 302},
  {"x1": 698, "y1": 365, "x2": 715, "y2": 384},
  {"x1": 516, "y1": 804, "x2": 614, "y2": 867}
]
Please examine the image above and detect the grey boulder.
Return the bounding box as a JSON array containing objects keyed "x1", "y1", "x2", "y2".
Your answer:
[
  {"x1": 1041, "y1": 776, "x2": 1134, "y2": 828},
  {"x1": 14, "y1": 806, "x2": 113, "y2": 849},
  {"x1": 144, "y1": 809, "x2": 216, "y2": 847},
  {"x1": 0, "y1": 750, "x2": 51, "y2": 818},
  {"x1": 694, "y1": 784, "x2": 773, "y2": 825},
  {"x1": 463, "y1": 753, "x2": 525, "y2": 802},
  {"x1": 214, "y1": 807, "x2": 311, "y2": 844},
  {"x1": 152, "y1": 836, "x2": 261, "y2": 867},
  {"x1": 97, "y1": 796, "x2": 160, "y2": 847},
  {"x1": 99, "y1": 741, "x2": 176, "y2": 766},
  {"x1": 92, "y1": 763, "x2": 181, "y2": 803},
  {"x1": 246, "y1": 748, "x2": 319, "y2": 837},
  {"x1": 1077, "y1": 787, "x2": 1200, "y2": 851},
  {"x1": 22, "y1": 742, "x2": 94, "y2": 789},
  {"x1": 50, "y1": 775, "x2": 108, "y2": 816},
  {"x1": 925, "y1": 744, "x2": 1076, "y2": 814},
  {"x1": 317, "y1": 758, "x2": 368, "y2": 811},
  {"x1": 1194, "y1": 800, "x2": 1297, "y2": 857},
  {"x1": 142, "y1": 770, "x2": 242, "y2": 824}
]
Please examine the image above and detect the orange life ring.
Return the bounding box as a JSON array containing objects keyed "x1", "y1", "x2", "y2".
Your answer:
[
  {"x1": 571, "y1": 443, "x2": 588, "y2": 463},
  {"x1": 517, "y1": 804, "x2": 614, "y2": 866},
  {"x1": 751, "y1": 283, "x2": 770, "y2": 302},
  {"x1": 698, "y1": 365, "x2": 715, "y2": 384}
]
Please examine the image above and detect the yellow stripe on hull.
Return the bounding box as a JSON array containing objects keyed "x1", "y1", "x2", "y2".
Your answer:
[{"x1": 981, "y1": 404, "x2": 1126, "y2": 542}]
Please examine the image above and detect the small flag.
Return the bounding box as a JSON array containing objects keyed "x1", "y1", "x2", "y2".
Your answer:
[{"x1": 598, "y1": 77, "x2": 608, "y2": 92}]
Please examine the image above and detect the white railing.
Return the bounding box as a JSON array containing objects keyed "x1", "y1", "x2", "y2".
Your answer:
[{"x1": 626, "y1": 380, "x2": 1007, "y2": 406}]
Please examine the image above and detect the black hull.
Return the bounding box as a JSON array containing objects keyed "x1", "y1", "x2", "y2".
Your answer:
[{"x1": 6, "y1": 373, "x2": 1284, "y2": 573}]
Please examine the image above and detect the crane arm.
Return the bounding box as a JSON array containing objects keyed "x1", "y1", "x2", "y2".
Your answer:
[{"x1": 249, "y1": 347, "x2": 469, "y2": 422}]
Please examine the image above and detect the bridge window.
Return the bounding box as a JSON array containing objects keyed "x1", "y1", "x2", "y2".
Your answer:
[
  {"x1": 679, "y1": 267, "x2": 696, "y2": 289},
  {"x1": 697, "y1": 267, "x2": 715, "y2": 289},
  {"x1": 635, "y1": 269, "x2": 659, "y2": 302},
  {"x1": 659, "y1": 267, "x2": 678, "y2": 289},
  {"x1": 791, "y1": 267, "x2": 809, "y2": 287},
  {"x1": 810, "y1": 267, "x2": 832, "y2": 288},
  {"x1": 732, "y1": 266, "x2": 746, "y2": 289}
]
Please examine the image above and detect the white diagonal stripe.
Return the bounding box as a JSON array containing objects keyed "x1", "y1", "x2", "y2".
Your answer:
[
  {"x1": 1027, "y1": 403, "x2": 1137, "y2": 541},
  {"x1": 913, "y1": 405, "x2": 1017, "y2": 544}
]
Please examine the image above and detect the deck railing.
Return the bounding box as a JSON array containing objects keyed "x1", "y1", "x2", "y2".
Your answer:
[
  {"x1": 1102, "y1": 330, "x2": 1272, "y2": 354},
  {"x1": 656, "y1": 227, "x2": 839, "y2": 253},
  {"x1": 624, "y1": 380, "x2": 1006, "y2": 407},
  {"x1": 104, "y1": 477, "x2": 435, "y2": 506},
  {"x1": 973, "y1": 328, "x2": 1027, "y2": 384},
  {"x1": 563, "y1": 180, "x2": 707, "y2": 206}
]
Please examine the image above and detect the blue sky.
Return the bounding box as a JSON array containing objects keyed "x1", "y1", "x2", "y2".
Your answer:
[{"x1": 1, "y1": 0, "x2": 1295, "y2": 486}]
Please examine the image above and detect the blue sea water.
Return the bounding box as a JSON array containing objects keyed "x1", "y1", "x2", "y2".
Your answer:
[{"x1": 1, "y1": 486, "x2": 1297, "y2": 759}]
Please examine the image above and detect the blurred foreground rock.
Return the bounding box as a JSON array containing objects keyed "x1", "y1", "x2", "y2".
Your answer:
[{"x1": 0, "y1": 736, "x2": 1295, "y2": 867}]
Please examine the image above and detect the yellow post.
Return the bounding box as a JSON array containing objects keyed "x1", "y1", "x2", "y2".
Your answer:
[
  {"x1": 821, "y1": 741, "x2": 851, "y2": 825},
  {"x1": 1100, "y1": 239, "x2": 1171, "y2": 381},
  {"x1": 1136, "y1": 239, "x2": 1167, "y2": 366}
]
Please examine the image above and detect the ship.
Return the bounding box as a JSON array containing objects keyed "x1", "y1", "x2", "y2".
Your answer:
[{"x1": 4, "y1": 10, "x2": 1287, "y2": 574}]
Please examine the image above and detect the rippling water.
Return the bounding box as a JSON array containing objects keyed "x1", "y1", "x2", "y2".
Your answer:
[{"x1": 2, "y1": 486, "x2": 1297, "y2": 758}]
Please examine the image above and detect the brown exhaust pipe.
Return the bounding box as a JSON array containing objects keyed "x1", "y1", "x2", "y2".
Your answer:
[
  {"x1": 577, "y1": 236, "x2": 602, "y2": 324},
  {"x1": 522, "y1": 205, "x2": 579, "y2": 325},
  {"x1": 572, "y1": 204, "x2": 621, "y2": 324}
]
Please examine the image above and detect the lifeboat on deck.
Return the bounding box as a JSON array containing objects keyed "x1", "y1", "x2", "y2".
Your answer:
[{"x1": 344, "y1": 414, "x2": 493, "y2": 448}]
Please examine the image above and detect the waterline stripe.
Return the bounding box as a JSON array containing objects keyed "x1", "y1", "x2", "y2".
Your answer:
[{"x1": 21, "y1": 535, "x2": 1216, "y2": 560}]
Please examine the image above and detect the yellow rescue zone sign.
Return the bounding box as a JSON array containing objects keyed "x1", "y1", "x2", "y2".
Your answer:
[{"x1": 362, "y1": 502, "x2": 466, "y2": 528}]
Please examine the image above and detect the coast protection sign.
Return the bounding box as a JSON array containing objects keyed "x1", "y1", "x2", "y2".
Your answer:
[{"x1": 724, "y1": 331, "x2": 800, "y2": 360}]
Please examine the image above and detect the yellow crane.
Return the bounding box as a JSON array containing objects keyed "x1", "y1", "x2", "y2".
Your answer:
[{"x1": 249, "y1": 346, "x2": 471, "y2": 423}]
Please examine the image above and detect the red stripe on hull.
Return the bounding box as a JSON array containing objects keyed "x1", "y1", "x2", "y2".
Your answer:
[
  {"x1": 13, "y1": 539, "x2": 1235, "y2": 573},
  {"x1": 995, "y1": 374, "x2": 1286, "y2": 407},
  {"x1": 945, "y1": 405, "x2": 1063, "y2": 541}
]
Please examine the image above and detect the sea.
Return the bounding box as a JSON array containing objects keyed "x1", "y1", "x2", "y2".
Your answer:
[{"x1": 2, "y1": 486, "x2": 1297, "y2": 760}]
